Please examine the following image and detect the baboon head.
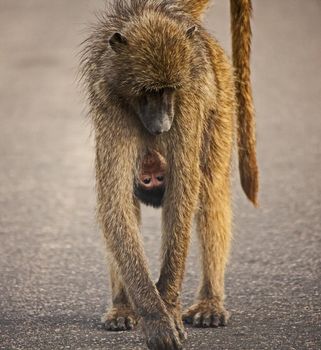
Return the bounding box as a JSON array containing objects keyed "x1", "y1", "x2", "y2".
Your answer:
[
  {"x1": 106, "y1": 13, "x2": 198, "y2": 135},
  {"x1": 134, "y1": 150, "x2": 167, "y2": 208}
]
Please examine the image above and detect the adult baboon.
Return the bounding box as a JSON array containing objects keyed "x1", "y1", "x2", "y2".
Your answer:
[{"x1": 81, "y1": 0, "x2": 258, "y2": 349}]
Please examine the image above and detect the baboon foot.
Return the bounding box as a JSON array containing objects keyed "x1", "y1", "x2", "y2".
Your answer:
[
  {"x1": 101, "y1": 306, "x2": 138, "y2": 331},
  {"x1": 182, "y1": 299, "x2": 230, "y2": 328}
]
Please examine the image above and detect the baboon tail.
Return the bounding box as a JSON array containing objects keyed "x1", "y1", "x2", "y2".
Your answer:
[
  {"x1": 178, "y1": 0, "x2": 210, "y2": 19},
  {"x1": 230, "y1": 0, "x2": 259, "y2": 206}
]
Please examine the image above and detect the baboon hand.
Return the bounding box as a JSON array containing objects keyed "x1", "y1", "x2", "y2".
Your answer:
[{"x1": 142, "y1": 314, "x2": 182, "y2": 350}]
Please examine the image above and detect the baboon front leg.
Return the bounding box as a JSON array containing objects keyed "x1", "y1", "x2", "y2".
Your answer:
[
  {"x1": 183, "y1": 178, "x2": 231, "y2": 327},
  {"x1": 156, "y1": 150, "x2": 200, "y2": 341},
  {"x1": 96, "y1": 142, "x2": 182, "y2": 350},
  {"x1": 102, "y1": 199, "x2": 141, "y2": 331}
]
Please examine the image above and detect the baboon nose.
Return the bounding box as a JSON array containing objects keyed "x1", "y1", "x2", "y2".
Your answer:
[
  {"x1": 149, "y1": 122, "x2": 171, "y2": 135},
  {"x1": 151, "y1": 125, "x2": 171, "y2": 135}
]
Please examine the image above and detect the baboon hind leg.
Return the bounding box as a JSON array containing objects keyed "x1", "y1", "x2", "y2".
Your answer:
[
  {"x1": 182, "y1": 41, "x2": 235, "y2": 326},
  {"x1": 101, "y1": 260, "x2": 138, "y2": 331},
  {"x1": 183, "y1": 176, "x2": 231, "y2": 327}
]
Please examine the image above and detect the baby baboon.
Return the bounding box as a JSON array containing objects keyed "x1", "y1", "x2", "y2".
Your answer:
[
  {"x1": 81, "y1": 0, "x2": 258, "y2": 349},
  {"x1": 134, "y1": 150, "x2": 167, "y2": 208}
]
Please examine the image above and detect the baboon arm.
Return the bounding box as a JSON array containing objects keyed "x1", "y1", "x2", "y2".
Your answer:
[
  {"x1": 95, "y1": 137, "x2": 167, "y2": 319},
  {"x1": 157, "y1": 127, "x2": 201, "y2": 305}
]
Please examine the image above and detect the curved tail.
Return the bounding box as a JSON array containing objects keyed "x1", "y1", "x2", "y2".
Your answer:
[{"x1": 230, "y1": 0, "x2": 259, "y2": 206}]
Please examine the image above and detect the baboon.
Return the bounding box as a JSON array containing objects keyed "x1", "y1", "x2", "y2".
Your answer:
[
  {"x1": 81, "y1": 0, "x2": 258, "y2": 349},
  {"x1": 135, "y1": 150, "x2": 167, "y2": 208}
]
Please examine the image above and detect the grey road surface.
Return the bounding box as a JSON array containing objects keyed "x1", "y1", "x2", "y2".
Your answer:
[{"x1": 0, "y1": 1, "x2": 320, "y2": 349}]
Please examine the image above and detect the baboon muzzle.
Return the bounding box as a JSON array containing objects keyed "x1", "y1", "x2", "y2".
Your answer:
[{"x1": 137, "y1": 88, "x2": 175, "y2": 136}]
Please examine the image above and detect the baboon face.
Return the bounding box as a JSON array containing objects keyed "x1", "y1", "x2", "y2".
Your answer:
[
  {"x1": 134, "y1": 87, "x2": 175, "y2": 135},
  {"x1": 107, "y1": 15, "x2": 198, "y2": 135},
  {"x1": 134, "y1": 150, "x2": 167, "y2": 207}
]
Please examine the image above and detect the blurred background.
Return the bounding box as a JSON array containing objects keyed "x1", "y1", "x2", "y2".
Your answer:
[{"x1": 0, "y1": 0, "x2": 320, "y2": 349}]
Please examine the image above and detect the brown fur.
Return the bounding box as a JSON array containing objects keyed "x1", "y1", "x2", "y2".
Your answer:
[
  {"x1": 80, "y1": 0, "x2": 257, "y2": 349},
  {"x1": 231, "y1": 0, "x2": 259, "y2": 206},
  {"x1": 141, "y1": 150, "x2": 167, "y2": 174},
  {"x1": 177, "y1": 0, "x2": 210, "y2": 19}
]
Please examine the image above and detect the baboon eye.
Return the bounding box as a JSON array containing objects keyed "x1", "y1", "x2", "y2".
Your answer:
[
  {"x1": 156, "y1": 176, "x2": 164, "y2": 182},
  {"x1": 143, "y1": 178, "x2": 151, "y2": 184}
]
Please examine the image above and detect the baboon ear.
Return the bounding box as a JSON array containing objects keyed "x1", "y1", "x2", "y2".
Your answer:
[
  {"x1": 109, "y1": 32, "x2": 128, "y2": 52},
  {"x1": 186, "y1": 25, "x2": 197, "y2": 38}
]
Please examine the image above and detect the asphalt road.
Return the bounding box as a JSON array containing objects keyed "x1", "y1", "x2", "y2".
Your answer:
[{"x1": 0, "y1": 1, "x2": 320, "y2": 349}]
